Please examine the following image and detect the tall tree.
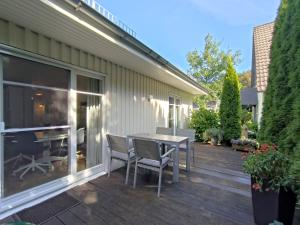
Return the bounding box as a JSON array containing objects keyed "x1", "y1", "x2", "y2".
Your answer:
[
  {"x1": 219, "y1": 57, "x2": 241, "y2": 143},
  {"x1": 187, "y1": 34, "x2": 240, "y2": 108},
  {"x1": 259, "y1": 0, "x2": 300, "y2": 154}
]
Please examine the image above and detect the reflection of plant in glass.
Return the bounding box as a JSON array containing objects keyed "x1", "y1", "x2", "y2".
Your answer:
[{"x1": 243, "y1": 144, "x2": 292, "y2": 192}]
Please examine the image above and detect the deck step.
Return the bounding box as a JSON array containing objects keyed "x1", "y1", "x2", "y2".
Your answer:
[{"x1": 192, "y1": 166, "x2": 250, "y2": 185}]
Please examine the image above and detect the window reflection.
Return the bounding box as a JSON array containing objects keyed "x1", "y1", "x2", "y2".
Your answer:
[
  {"x1": 4, "y1": 85, "x2": 68, "y2": 128},
  {"x1": 3, "y1": 128, "x2": 69, "y2": 197},
  {"x1": 3, "y1": 55, "x2": 69, "y2": 89},
  {"x1": 2, "y1": 54, "x2": 70, "y2": 197},
  {"x1": 76, "y1": 75, "x2": 102, "y2": 171}
]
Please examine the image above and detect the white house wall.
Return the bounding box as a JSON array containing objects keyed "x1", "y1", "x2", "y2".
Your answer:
[
  {"x1": 257, "y1": 92, "x2": 264, "y2": 126},
  {"x1": 0, "y1": 18, "x2": 194, "y2": 137}
]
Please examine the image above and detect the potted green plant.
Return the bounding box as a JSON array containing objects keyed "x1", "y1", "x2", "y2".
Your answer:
[
  {"x1": 205, "y1": 128, "x2": 223, "y2": 145},
  {"x1": 243, "y1": 144, "x2": 297, "y2": 225}
]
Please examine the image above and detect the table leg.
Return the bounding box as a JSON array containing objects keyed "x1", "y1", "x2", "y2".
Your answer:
[
  {"x1": 186, "y1": 140, "x2": 190, "y2": 172},
  {"x1": 173, "y1": 143, "x2": 179, "y2": 182},
  {"x1": 161, "y1": 143, "x2": 166, "y2": 155}
]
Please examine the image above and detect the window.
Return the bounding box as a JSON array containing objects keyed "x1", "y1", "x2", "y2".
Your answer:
[
  {"x1": 3, "y1": 55, "x2": 69, "y2": 89},
  {"x1": 168, "y1": 96, "x2": 181, "y2": 129},
  {"x1": 77, "y1": 75, "x2": 102, "y2": 94},
  {"x1": 168, "y1": 97, "x2": 174, "y2": 128}
]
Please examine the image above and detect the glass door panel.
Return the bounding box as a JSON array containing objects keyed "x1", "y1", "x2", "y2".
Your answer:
[
  {"x1": 76, "y1": 75, "x2": 102, "y2": 172},
  {"x1": 169, "y1": 97, "x2": 181, "y2": 129},
  {"x1": 1, "y1": 54, "x2": 70, "y2": 197},
  {"x1": 3, "y1": 128, "x2": 69, "y2": 197}
]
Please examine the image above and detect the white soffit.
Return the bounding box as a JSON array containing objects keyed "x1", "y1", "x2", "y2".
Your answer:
[{"x1": 0, "y1": 0, "x2": 207, "y2": 95}]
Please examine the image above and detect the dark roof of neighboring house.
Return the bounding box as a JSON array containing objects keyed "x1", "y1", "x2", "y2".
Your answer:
[
  {"x1": 252, "y1": 22, "x2": 274, "y2": 92},
  {"x1": 241, "y1": 87, "x2": 258, "y2": 106}
]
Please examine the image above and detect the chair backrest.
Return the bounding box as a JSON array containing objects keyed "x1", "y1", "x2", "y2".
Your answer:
[
  {"x1": 77, "y1": 128, "x2": 85, "y2": 145},
  {"x1": 132, "y1": 138, "x2": 160, "y2": 161},
  {"x1": 156, "y1": 127, "x2": 173, "y2": 135},
  {"x1": 13, "y1": 132, "x2": 43, "y2": 155},
  {"x1": 176, "y1": 128, "x2": 196, "y2": 142},
  {"x1": 106, "y1": 134, "x2": 129, "y2": 154}
]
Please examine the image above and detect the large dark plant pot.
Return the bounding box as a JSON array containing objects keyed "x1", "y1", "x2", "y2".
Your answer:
[
  {"x1": 293, "y1": 207, "x2": 300, "y2": 225},
  {"x1": 251, "y1": 179, "x2": 297, "y2": 225}
]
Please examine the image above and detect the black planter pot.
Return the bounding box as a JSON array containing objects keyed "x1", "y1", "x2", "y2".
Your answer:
[
  {"x1": 293, "y1": 207, "x2": 300, "y2": 225},
  {"x1": 251, "y1": 179, "x2": 297, "y2": 225}
]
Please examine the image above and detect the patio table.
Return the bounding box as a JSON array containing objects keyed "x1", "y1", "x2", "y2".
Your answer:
[{"x1": 127, "y1": 133, "x2": 189, "y2": 182}]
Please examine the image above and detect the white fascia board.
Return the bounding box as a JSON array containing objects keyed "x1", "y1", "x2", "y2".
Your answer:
[{"x1": 40, "y1": 0, "x2": 207, "y2": 95}]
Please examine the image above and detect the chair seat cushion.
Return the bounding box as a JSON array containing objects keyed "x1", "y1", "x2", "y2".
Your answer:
[
  {"x1": 138, "y1": 157, "x2": 170, "y2": 167},
  {"x1": 111, "y1": 150, "x2": 135, "y2": 160}
]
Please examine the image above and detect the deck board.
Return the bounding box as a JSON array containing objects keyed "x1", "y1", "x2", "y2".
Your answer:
[{"x1": 3, "y1": 144, "x2": 255, "y2": 225}]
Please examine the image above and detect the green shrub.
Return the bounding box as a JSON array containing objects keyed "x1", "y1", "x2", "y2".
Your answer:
[
  {"x1": 241, "y1": 109, "x2": 252, "y2": 126},
  {"x1": 189, "y1": 108, "x2": 219, "y2": 142},
  {"x1": 291, "y1": 145, "x2": 300, "y2": 200},
  {"x1": 219, "y1": 58, "x2": 241, "y2": 144},
  {"x1": 247, "y1": 121, "x2": 258, "y2": 139},
  {"x1": 204, "y1": 128, "x2": 223, "y2": 144}
]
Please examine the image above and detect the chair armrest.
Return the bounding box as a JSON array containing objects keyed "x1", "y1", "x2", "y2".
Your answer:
[{"x1": 161, "y1": 147, "x2": 175, "y2": 158}]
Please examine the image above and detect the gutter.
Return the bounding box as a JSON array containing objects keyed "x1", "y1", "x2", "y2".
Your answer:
[{"x1": 63, "y1": 0, "x2": 208, "y2": 95}]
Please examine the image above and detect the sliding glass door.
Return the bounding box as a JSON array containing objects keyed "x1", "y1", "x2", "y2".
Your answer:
[{"x1": 0, "y1": 53, "x2": 104, "y2": 199}]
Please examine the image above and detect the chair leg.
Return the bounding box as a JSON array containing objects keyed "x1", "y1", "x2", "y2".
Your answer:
[
  {"x1": 157, "y1": 166, "x2": 163, "y2": 197},
  {"x1": 133, "y1": 159, "x2": 138, "y2": 188},
  {"x1": 125, "y1": 159, "x2": 131, "y2": 185},
  {"x1": 107, "y1": 157, "x2": 112, "y2": 177}
]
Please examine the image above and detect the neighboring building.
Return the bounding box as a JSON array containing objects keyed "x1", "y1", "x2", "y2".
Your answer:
[
  {"x1": 251, "y1": 22, "x2": 274, "y2": 124},
  {"x1": 0, "y1": 0, "x2": 207, "y2": 218},
  {"x1": 240, "y1": 87, "x2": 257, "y2": 119}
]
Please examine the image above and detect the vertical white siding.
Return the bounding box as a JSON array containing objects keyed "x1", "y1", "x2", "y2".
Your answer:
[{"x1": 0, "y1": 18, "x2": 194, "y2": 137}]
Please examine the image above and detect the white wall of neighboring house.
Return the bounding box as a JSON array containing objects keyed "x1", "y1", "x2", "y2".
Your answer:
[{"x1": 256, "y1": 92, "x2": 264, "y2": 126}]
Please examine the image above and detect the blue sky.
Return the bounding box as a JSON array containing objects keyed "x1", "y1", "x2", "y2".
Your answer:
[{"x1": 100, "y1": 0, "x2": 280, "y2": 73}]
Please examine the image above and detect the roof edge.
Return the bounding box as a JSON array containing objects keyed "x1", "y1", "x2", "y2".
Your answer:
[{"x1": 64, "y1": 0, "x2": 208, "y2": 95}]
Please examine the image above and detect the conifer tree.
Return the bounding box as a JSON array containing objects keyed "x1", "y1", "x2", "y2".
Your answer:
[
  {"x1": 258, "y1": 0, "x2": 300, "y2": 192},
  {"x1": 219, "y1": 58, "x2": 241, "y2": 143},
  {"x1": 259, "y1": 0, "x2": 300, "y2": 154},
  {"x1": 259, "y1": 0, "x2": 289, "y2": 146}
]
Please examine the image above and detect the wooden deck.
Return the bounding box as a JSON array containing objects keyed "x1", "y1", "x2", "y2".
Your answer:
[{"x1": 2, "y1": 144, "x2": 255, "y2": 225}]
